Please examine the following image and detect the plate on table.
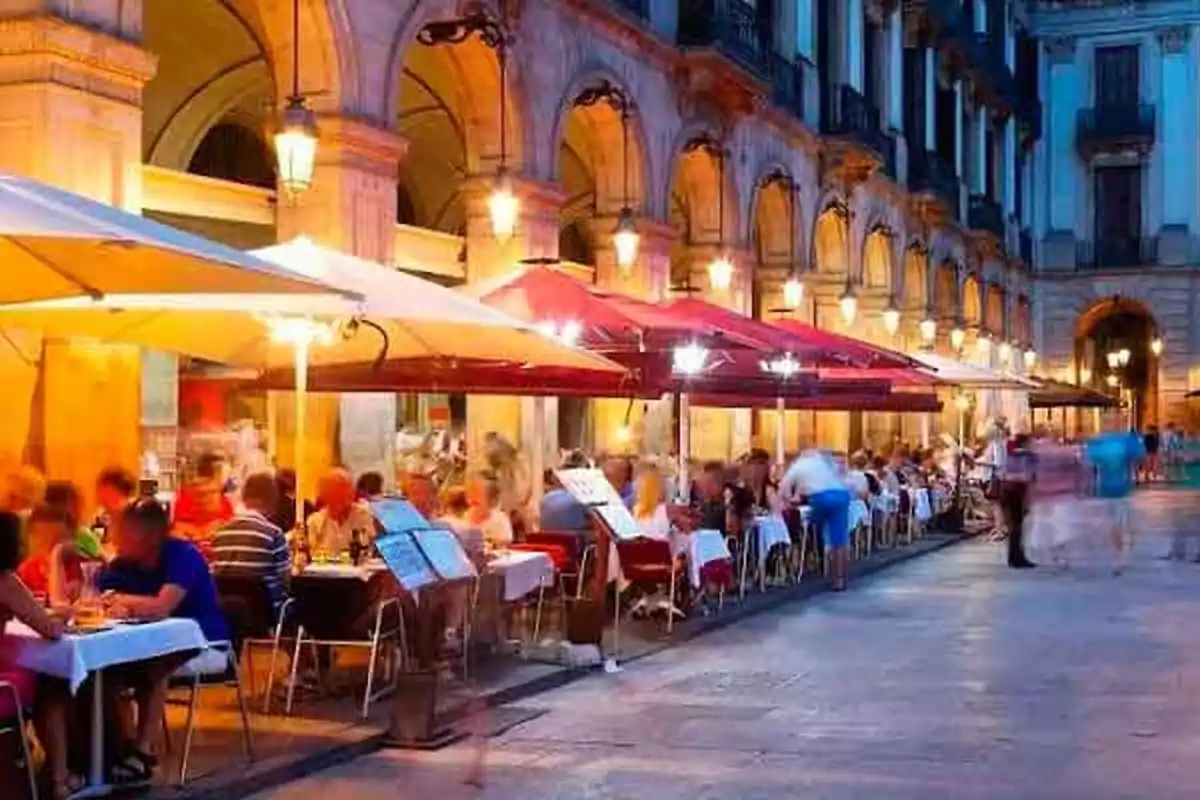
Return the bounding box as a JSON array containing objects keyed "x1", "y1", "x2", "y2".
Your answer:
[{"x1": 69, "y1": 621, "x2": 114, "y2": 634}]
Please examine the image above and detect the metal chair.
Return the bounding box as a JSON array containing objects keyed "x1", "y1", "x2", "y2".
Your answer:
[
  {"x1": 212, "y1": 572, "x2": 294, "y2": 714},
  {"x1": 0, "y1": 680, "x2": 36, "y2": 800},
  {"x1": 168, "y1": 641, "x2": 254, "y2": 786}
]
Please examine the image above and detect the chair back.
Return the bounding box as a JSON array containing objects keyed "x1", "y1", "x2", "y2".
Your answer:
[
  {"x1": 213, "y1": 572, "x2": 277, "y2": 648},
  {"x1": 289, "y1": 574, "x2": 372, "y2": 641},
  {"x1": 615, "y1": 537, "x2": 673, "y2": 585}
]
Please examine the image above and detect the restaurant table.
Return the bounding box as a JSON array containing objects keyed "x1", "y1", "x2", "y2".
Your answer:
[
  {"x1": 488, "y1": 550, "x2": 554, "y2": 602},
  {"x1": 5, "y1": 617, "x2": 207, "y2": 796},
  {"x1": 685, "y1": 530, "x2": 733, "y2": 590},
  {"x1": 299, "y1": 560, "x2": 389, "y2": 581}
]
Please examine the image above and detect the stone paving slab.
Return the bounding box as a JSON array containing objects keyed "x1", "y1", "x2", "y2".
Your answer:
[{"x1": 254, "y1": 489, "x2": 1200, "y2": 800}]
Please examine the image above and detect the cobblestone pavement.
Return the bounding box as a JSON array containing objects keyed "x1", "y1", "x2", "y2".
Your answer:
[{"x1": 257, "y1": 489, "x2": 1200, "y2": 800}]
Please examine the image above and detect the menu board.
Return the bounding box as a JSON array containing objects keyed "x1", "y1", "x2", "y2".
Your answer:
[
  {"x1": 554, "y1": 468, "x2": 641, "y2": 540},
  {"x1": 374, "y1": 530, "x2": 438, "y2": 591},
  {"x1": 369, "y1": 497, "x2": 429, "y2": 535},
  {"x1": 413, "y1": 528, "x2": 478, "y2": 582}
]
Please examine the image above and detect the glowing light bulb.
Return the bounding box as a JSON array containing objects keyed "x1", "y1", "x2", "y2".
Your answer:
[
  {"x1": 488, "y1": 171, "x2": 519, "y2": 241},
  {"x1": 782, "y1": 277, "x2": 804, "y2": 311},
  {"x1": 708, "y1": 254, "x2": 735, "y2": 291}
]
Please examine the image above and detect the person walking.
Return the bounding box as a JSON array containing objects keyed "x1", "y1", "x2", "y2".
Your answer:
[
  {"x1": 781, "y1": 450, "x2": 852, "y2": 590},
  {"x1": 1000, "y1": 432, "x2": 1036, "y2": 569},
  {"x1": 1086, "y1": 412, "x2": 1146, "y2": 575}
]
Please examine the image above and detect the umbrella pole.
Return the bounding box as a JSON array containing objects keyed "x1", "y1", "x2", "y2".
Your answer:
[
  {"x1": 920, "y1": 413, "x2": 930, "y2": 449},
  {"x1": 531, "y1": 396, "x2": 546, "y2": 514},
  {"x1": 293, "y1": 337, "x2": 310, "y2": 533},
  {"x1": 775, "y1": 396, "x2": 786, "y2": 467},
  {"x1": 678, "y1": 393, "x2": 691, "y2": 501}
]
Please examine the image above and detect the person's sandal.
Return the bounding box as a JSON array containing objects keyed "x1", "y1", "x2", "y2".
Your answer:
[
  {"x1": 50, "y1": 773, "x2": 87, "y2": 800},
  {"x1": 109, "y1": 749, "x2": 156, "y2": 785}
]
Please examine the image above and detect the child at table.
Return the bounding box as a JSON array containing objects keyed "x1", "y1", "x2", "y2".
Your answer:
[
  {"x1": 0, "y1": 510, "x2": 76, "y2": 798},
  {"x1": 17, "y1": 504, "x2": 87, "y2": 606}
]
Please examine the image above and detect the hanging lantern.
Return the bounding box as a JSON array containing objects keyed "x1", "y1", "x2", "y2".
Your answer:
[
  {"x1": 949, "y1": 325, "x2": 965, "y2": 353},
  {"x1": 760, "y1": 353, "x2": 801, "y2": 378},
  {"x1": 882, "y1": 296, "x2": 901, "y2": 336},
  {"x1": 1023, "y1": 348, "x2": 1037, "y2": 369},
  {"x1": 839, "y1": 279, "x2": 858, "y2": 325},
  {"x1": 487, "y1": 170, "x2": 519, "y2": 242},
  {"x1": 998, "y1": 340, "x2": 1013, "y2": 366},
  {"x1": 919, "y1": 315, "x2": 937, "y2": 345},
  {"x1": 708, "y1": 253, "x2": 735, "y2": 291},
  {"x1": 1080, "y1": 366, "x2": 1093, "y2": 384},
  {"x1": 1150, "y1": 337, "x2": 1164, "y2": 356},
  {"x1": 275, "y1": 97, "x2": 319, "y2": 196},
  {"x1": 976, "y1": 333, "x2": 992, "y2": 356},
  {"x1": 612, "y1": 206, "x2": 639, "y2": 271},
  {"x1": 782, "y1": 276, "x2": 804, "y2": 311}
]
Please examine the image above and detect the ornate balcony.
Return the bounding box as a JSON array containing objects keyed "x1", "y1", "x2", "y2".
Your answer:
[
  {"x1": 676, "y1": 0, "x2": 771, "y2": 81},
  {"x1": 968, "y1": 194, "x2": 1004, "y2": 240},
  {"x1": 1076, "y1": 103, "x2": 1156, "y2": 158},
  {"x1": 768, "y1": 51, "x2": 807, "y2": 125},
  {"x1": 820, "y1": 82, "x2": 891, "y2": 176},
  {"x1": 908, "y1": 150, "x2": 960, "y2": 219},
  {"x1": 1076, "y1": 236, "x2": 1158, "y2": 269}
]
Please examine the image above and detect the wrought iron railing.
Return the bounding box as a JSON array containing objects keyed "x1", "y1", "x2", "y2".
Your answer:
[
  {"x1": 676, "y1": 0, "x2": 771, "y2": 80},
  {"x1": 1075, "y1": 236, "x2": 1158, "y2": 269},
  {"x1": 1076, "y1": 103, "x2": 1156, "y2": 156},
  {"x1": 767, "y1": 51, "x2": 806, "y2": 123},
  {"x1": 968, "y1": 194, "x2": 1005, "y2": 239},
  {"x1": 821, "y1": 82, "x2": 890, "y2": 161}
]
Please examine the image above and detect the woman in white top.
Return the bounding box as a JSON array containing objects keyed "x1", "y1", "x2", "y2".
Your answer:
[
  {"x1": 465, "y1": 471, "x2": 513, "y2": 549},
  {"x1": 631, "y1": 463, "x2": 671, "y2": 539}
]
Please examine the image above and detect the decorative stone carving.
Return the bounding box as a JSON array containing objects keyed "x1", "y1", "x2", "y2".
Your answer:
[
  {"x1": 1158, "y1": 26, "x2": 1191, "y2": 55},
  {"x1": 1045, "y1": 36, "x2": 1076, "y2": 65}
]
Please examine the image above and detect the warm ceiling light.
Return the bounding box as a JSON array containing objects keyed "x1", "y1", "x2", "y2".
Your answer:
[
  {"x1": 1118, "y1": 347, "x2": 1131, "y2": 366},
  {"x1": 1106, "y1": 373, "x2": 1119, "y2": 387},
  {"x1": 708, "y1": 254, "x2": 734, "y2": 291},
  {"x1": 949, "y1": 325, "x2": 965, "y2": 353},
  {"x1": 1150, "y1": 337, "x2": 1164, "y2": 356},
  {"x1": 672, "y1": 342, "x2": 708, "y2": 375},
  {"x1": 954, "y1": 394, "x2": 970, "y2": 411},
  {"x1": 488, "y1": 170, "x2": 519, "y2": 242},
  {"x1": 919, "y1": 315, "x2": 937, "y2": 345},
  {"x1": 998, "y1": 341, "x2": 1013, "y2": 365},
  {"x1": 760, "y1": 353, "x2": 801, "y2": 379},
  {"x1": 275, "y1": 97, "x2": 319, "y2": 195},
  {"x1": 782, "y1": 277, "x2": 804, "y2": 311},
  {"x1": 1106, "y1": 351, "x2": 1120, "y2": 369},
  {"x1": 612, "y1": 206, "x2": 639, "y2": 272},
  {"x1": 839, "y1": 280, "x2": 857, "y2": 325},
  {"x1": 1023, "y1": 348, "x2": 1037, "y2": 369},
  {"x1": 882, "y1": 297, "x2": 901, "y2": 336},
  {"x1": 1080, "y1": 367, "x2": 1093, "y2": 384},
  {"x1": 977, "y1": 334, "x2": 992, "y2": 356}
]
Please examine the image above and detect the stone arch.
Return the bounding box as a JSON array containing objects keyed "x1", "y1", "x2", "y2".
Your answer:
[
  {"x1": 934, "y1": 260, "x2": 959, "y2": 322},
  {"x1": 962, "y1": 273, "x2": 983, "y2": 327},
  {"x1": 812, "y1": 202, "x2": 850, "y2": 276},
  {"x1": 1015, "y1": 294, "x2": 1032, "y2": 343},
  {"x1": 666, "y1": 125, "x2": 740, "y2": 248},
  {"x1": 902, "y1": 241, "x2": 928, "y2": 311},
  {"x1": 750, "y1": 168, "x2": 799, "y2": 269},
  {"x1": 187, "y1": 122, "x2": 276, "y2": 188},
  {"x1": 984, "y1": 284, "x2": 1006, "y2": 335},
  {"x1": 863, "y1": 226, "x2": 893, "y2": 290},
  {"x1": 1075, "y1": 296, "x2": 1161, "y2": 428}
]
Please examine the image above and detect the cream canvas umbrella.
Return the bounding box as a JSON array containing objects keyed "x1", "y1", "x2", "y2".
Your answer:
[
  {"x1": 0, "y1": 237, "x2": 625, "y2": 523},
  {"x1": 0, "y1": 174, "x2": 339, "y2": 300}
]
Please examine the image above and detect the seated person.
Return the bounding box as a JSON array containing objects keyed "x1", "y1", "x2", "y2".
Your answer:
[
  {"x1": 304, "y1": 468, "x2": 377, "y2": 556},
  {"x1": 0, "y1": 511, "x2": 74, "y2": 799},
  {"x1": 44, "y1": 480, "x2": 102, "y2": 560},
  {"x1": 92, "y1": 466, "x2": 137, "y2": 547},
  {"x1": 539, "y1": 469, "x2": 591, "y2": 533},
  {"x1": 436, "y1": 486, "x2": 485, "y2": 561},
  {"x1": 99, "y1": 501, "x2": 229, "y2": 782},
  {"x1": 211, "y1": 473, "x2": 291, "y2": 615},
  {"x1": 17, "y1": 504, "x2": 86, "y2": 604},
  {"x1": 631, "y1": 463, "x2": 671, "y2": 539},
  {"x1": 465, "y1": 471, "x2": 513, "y2": 550},
  {"x1": 355, "y1": 471, "x2": 385, "y2": 502},
  {"x1": 173, "y1": 453, "x2": 235, "y2": 553}
]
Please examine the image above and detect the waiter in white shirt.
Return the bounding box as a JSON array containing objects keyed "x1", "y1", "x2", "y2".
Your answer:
[{"x1": 781, "y1": 450, "x2": 853, "y2": 590}]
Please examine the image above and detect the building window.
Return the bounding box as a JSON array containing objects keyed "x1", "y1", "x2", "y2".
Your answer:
[
  {"x1": 1095, "y1": 45, "x2": 1139, "y2": 108},
  {"x1": 187, "y1": 123, "x2": 275, "y2": 189},
  {"x1": 1093, "y1": 165, "x2": 1141, "y2": 266}
]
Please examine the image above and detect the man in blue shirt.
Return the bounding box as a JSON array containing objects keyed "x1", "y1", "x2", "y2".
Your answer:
[{"x1": 1085, "y1": 414, "x2": 1146, "y2": 575}]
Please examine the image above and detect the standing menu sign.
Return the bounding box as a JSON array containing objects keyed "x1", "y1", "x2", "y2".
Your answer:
[
  {"x1": 374, "y1": 531, "x2": 438, "y2": 591},
  {"x1": 412, "y1": 528, "x2": 477, "y2": 582},
  {"x1": 369, "y1": 497, "x2": 429, "y2": 534},
  {"x1": 555, "y1": 468, "x2": 641, "y2": 540}
]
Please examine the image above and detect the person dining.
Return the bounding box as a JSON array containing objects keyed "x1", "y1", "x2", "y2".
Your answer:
[
  {"x1": 0, "y1": 511, "x2": 75, "y2": 799},
  {"x1": 304, "y1": 468, "x2": 377, "y2": 556},
  {"x1": 742, "y1": 449, "x2": 782, "y2": 516},
  {"x1": 436, "y1": 486, "x2": 485, "y2": 562},
  {"x1": 44, "y1": 481, "x2": 103, "y2": 561},
  {"x1": 98, "y1": 500, "x2": 228, "y2": 782},
  {"x1": 172, "y1": 453, "x2": 234, "y2": 552},
  {"x1": 16, "y1": 505, "x2": 86, "y2": 604},
  {"x1": 465, "y1": 471, "x2": 513, "y2": 550},
  {"x1": 631, "y1": 463, "x2": 671, "y2": 539},
  {"x1": 92, "y1": 467, "x2": 137, "y2": 545},
  {"x1": 211, "y1": 472, "x2": 291, "y2": 614}
]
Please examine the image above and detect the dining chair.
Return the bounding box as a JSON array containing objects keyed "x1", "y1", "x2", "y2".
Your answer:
[
  {"x1": 0, "y1": 680, "x2": 36, "y2": 800},
  {"x1": 168, "y1": 641, "x2": 254, "y2": 786},
  {"x1": 615, "y1": 538, "x2": 683, "y2": 634},
  {"x1": 212, "y1": 572, "x2": 295, "y2": 714}
]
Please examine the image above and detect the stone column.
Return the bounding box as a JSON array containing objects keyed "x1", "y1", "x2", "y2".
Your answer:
[
  {"x1": 590, "y1": 217, "x2": 675, "y2": 457},
  {"x1": 954, "y1": 79, "x2": 966, "y2": 218},
  {"x1": 275, "y1": 118, "x2": 406, "y2": 497},
  {"x1": 1157, "y1": 26, "x2": 1194, "y2": 265},
  {"x1": 0, "y1": 13, "x2": 155, "y2": 499},
  {"x1": 1003, "y1": 116, "x2": 1017, "y2": 218},
  {"x1": 924, "y1": 48, "x2": 937, "y2": 152},
  {"x1": 886, "y1": 8, "x2": 904, "y2": 131},
  {"x1": 846, "y1": 0, "x2": 865, "y2": 92},
  {"x1": 972, "y1": 109, "x2": 988, "y2": 196},
  {"x1": 462, "y1": 175, "x2": 564, "y2": 467}
]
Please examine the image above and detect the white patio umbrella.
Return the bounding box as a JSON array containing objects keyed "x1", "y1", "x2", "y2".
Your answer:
[
  {"x1": 0, "y1": 238, "x2": 624, "y2": 525},
  {"x1": 0, "y1": 174, "x2": 339, "y2": 301}
]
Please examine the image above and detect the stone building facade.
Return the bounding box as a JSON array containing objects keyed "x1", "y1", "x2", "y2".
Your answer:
[{"x1": 0, "y1": 0, "x2": 1039, "y2": 488}]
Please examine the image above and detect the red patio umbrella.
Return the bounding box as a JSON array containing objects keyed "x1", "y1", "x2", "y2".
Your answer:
[
  {"x1": 690, "y1": 391, "x2": 943, "y2": 413},
  {"x1": 770, "y1": 318, "x2": 918, "y2": 369}
]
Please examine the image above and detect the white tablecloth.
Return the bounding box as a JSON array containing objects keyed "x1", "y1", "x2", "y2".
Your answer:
[
  {"x1": 753, "y1": 515, "x2": 792, "y2": 572},
  {"x1": 300, "y1": 561, "x2": 389, "y2": 580},
  {"x1": 5, "y1": 618, "x2": 208, "y2": 693},
  {"x1": 489, "y1": 551, "x2": 554, "y2": 601},
  {"x1": 686, "y1": 529, "x2": 733, "y2": 589}
]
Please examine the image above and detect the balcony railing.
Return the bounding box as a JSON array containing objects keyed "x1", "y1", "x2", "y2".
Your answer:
[
  {"x1": 1076, "y1": 236, "x2": 1158, "y2": 269},
  {"x1": 821, "y1": 82, "x2": 891, "y2": 162},
  {"x1": 1076, "y1": 103, "x2": 1156, "y2": 157},
  {"x1": 768, "y1": 52, "x2": 807, "y2": 123},
  {"x1": 968, "y1": 194, "x2": 1004, "y2": 239},
  {"x1": 677, "y1": 0, "x2": 771, "y2": 80},
  {"x1": 908, "y1": 150, "x2": 960, "y2": 216}
]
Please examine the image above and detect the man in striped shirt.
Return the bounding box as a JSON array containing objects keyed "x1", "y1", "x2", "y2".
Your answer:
[{"x1": 211, "y1": 472, "x2": 290, "y2": 612}]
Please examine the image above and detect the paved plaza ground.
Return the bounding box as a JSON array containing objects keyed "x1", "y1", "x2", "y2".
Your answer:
[{"x1": 256, "y1": 489, "x2": 1200, "y2": 800}]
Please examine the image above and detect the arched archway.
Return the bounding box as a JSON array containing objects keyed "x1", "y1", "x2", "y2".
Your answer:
[
  {"x1": 962, "y1": 274, "x2": 982, "y2": 328},
  {"x1": 813, "y1": 205, "x2": 849, "y2": 276},
  {"x1": 863, "y1": 228, "x2": 892, "y2": 290},
  {"x1": 902, "y1": 245, "x2": 928, "y2": 312},
  {"x1": 984, "y1": 284, "x2": 1005, "y2": 336},
  {"x1": 1075, "y1": 297, "x2": 1161, "y2": 429},
  {"x1": 1015, "y1": 295, "x2": 1032, "y2": 344},
  {"x1": 668, "y1": 132, "x2": 739, "y2": 296},
  {"x1": 934, "y1": 261, "x2": 958, "y2": 324},
  {"x1": 751, "y1": 172, "x2": 796, "y2": 318},
  {"x1": 188, "y1": 123, "x2": 276, "y2": 188}
]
